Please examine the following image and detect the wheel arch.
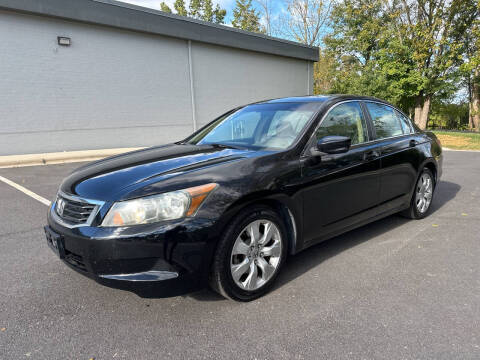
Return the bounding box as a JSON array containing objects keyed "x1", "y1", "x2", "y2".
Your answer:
[
  {"x1": 215, "y1": 191, "x2": 301, "y2": 256},
  {"x1": 422, "y1": 159, "x2": 438, "y2": 185}
]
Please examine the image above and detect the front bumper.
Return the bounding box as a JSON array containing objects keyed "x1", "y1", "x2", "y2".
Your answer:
[{"x1": 47, "y1": 206, "x2": 217, "y2": 297}]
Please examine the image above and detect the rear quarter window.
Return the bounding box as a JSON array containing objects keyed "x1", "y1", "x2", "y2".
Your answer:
[{"x1": 395, "y1": 110, "x2": 415, "y2": 134}]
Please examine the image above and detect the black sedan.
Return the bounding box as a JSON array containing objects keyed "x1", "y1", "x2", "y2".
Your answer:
[{"x1": 45, "y1": 95, "x2": 442, "y2": 301}]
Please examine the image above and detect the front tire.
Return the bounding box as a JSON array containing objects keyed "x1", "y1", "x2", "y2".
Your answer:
[
  {"x1": 209, "y1": 205, "x2": 288, "y2": 301},
  {"x1": 401, "y1": 167, "x2": 435, "y2": 219}
]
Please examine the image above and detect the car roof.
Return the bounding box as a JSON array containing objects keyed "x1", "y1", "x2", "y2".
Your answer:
[{"x1": 260, "y1": 95, "x2": 389, "y2": 104}]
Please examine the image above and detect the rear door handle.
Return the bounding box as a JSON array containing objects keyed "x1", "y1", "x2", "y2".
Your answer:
[{"x1": 364, "y1": 150, "x2": 380, "y2": 161}]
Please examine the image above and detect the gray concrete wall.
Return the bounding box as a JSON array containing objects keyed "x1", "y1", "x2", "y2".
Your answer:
[{"x1": 0, "y1": 10, "x2": 314, "y2": 155}]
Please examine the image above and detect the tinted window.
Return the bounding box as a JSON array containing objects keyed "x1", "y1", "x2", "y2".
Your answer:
[
  {"x1": 315, "y1": 102, "x2": 368, "y2": 145},
  {"x1": 395, "y1": 110, "x2": 414, "y2": 134},
  {"x1": 366, "y1": 102, "x2": 403, "y2": 138},
  {"x1": 187, "y1": 102, "x2": 317, "y2": 150}
]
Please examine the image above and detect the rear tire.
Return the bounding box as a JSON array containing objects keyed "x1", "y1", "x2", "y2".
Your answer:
[
  {"x1": 401, "y1": 167, "x2": 435, "y2": 219},
  {"x1": 209, "y1": 205, "x2": 288, "y2": 301}
]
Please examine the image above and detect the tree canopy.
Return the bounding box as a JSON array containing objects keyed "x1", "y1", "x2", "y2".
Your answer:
[
  {"x1": 161, "y1": 0, "x2": 226, "y2": 24},
  {"x1": 320, "y1": 0, "x2": 480, "y2": 130},
  {"x1": 232, "y1": 0, "x2": 262, "y2": 33},
  {"x1": 159, "y1": 2, "x2": 172, "y2": 13}
]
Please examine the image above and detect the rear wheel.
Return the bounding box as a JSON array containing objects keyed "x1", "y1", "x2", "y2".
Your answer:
[
  {"x1": 210, "y1": 205, "x2": 287, "y2": 301},
  {"x1": 401, "y1": 168, "x2": 435, "y2": 219}
]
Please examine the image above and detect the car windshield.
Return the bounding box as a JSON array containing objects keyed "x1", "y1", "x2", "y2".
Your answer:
[{"x1": 185, "y1": 102, "x2": 318, "y2": 150}]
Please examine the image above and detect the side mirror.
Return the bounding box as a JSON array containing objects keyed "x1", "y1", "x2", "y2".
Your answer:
[{"x1": 316, "y1": 136, "x2": 351, "y2": 154}]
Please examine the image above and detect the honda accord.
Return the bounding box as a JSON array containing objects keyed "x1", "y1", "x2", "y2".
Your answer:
[{"x1": 45, "y1": 95, "x2": 442, "y2": 301}]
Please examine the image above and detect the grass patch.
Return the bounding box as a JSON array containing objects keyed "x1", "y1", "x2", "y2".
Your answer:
[{"x1": 432, "y1": 131, "x2": 480, "y2": 150}]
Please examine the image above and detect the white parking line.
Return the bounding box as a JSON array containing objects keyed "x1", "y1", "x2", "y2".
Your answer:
[{"x1": 0, "y1": 175, "x2": 51, "y2": 206}]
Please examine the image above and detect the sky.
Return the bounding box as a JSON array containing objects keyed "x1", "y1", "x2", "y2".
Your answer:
[{"x1": 117, "y1": 0, "x2": 284, "y2": 27}]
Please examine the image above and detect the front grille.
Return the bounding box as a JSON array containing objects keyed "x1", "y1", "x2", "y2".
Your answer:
[
  {"x1": 55, "y1": 194, "x2": 99, "y2": 226},
  {"x1": 65, "y1": 250, "x2": 87, "y2": 272}
]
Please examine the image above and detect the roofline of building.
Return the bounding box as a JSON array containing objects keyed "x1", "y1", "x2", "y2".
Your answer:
[{"x1": 0, "y1": 0, "x2": 319, "y2": 62}]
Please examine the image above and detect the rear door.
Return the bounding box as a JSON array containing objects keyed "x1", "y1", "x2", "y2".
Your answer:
[
  {"x1": 363, "y1": 101, "x2": 418, "y2": 209},
  {"x1": 300, "y1": 101, "x2": 381, "y2": 244}
]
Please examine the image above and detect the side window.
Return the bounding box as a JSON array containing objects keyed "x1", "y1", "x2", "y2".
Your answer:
[
  {"x1": 365, "y1": 102, "x2": 403, "y2": 139},
  {"x1": 395, "y1": 110, "x2": 414, "y2": 134},
  {"x1": 315, "y1": 102, "x2": 368, "y2": 145}
]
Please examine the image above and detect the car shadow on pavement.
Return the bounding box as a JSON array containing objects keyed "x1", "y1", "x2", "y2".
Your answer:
[
  {"x1": 188, "y1": 180, "x2": 460, "y2": 302},
  {"x1": 429, "y1": 180, "x2": 461, "y2": 214},
  {"x1": 274, "y1": 180, "x2": 460, "y2": 293}
]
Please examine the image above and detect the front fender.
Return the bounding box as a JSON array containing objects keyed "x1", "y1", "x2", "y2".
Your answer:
[{"x1": 210, "y1": 190, "x2": 304, "y2": 255}]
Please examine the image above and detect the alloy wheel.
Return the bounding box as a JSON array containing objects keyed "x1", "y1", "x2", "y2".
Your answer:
[
  {"x1": 230, "y1": 220, "x2": 282, "y2": 291},
  {"x1": 415, "y1": 173, "x2": 433, "y2": 213}
]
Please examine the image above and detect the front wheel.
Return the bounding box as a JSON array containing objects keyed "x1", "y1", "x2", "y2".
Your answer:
[
  {"x1": 209, "y1": 205, "x2": 287, "y2": 301},
  {"x1": 401, "y1": 168, "x2": 435, "y2": 219}
]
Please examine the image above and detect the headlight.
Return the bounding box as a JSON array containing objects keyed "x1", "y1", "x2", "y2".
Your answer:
[{"x1": 101, "y1": 183, "x2": 217, "y2": 227}]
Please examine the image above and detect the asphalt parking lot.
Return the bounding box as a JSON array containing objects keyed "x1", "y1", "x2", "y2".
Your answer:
[{"x1": 0, "y1": 151, "x2": 479, "y2": 359}]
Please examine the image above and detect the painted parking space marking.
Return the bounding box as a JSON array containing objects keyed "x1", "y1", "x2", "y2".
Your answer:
[{"x1": 0, "y1": 175, "x2": 51, "y2": 206}]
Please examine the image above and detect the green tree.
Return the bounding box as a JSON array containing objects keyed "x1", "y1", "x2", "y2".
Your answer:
[
  {"x1": 213, "y1": 4, "x2": 227, "y2": 24},
  {"x1": 455, "y1": 1, "x2": 480, "y2": 131},
  {"x1": 189, "y1": 0, "x2": 203, "y2": 19},
  {"x1": 232, "y1": 0, "x2": 262, "y2": 33},
  {"x1": 171, "y1": 0, "x2": 225, "y2": 24},
  {"x1": 313, "y1": 49, "x2": 337, "y2": 94},
  {"x1": 326, "y1": 0, "x2": 386, "y2": 66},
  {"x1": 323, "y1": 1, "x2": 403, "y2": 103},
  {"x1": 203, "y1": 0, "x2": 214, "y2": 22},
  {"x1": 188, "y1": 0, "x2": 226, "y2": 24},
  {"x1": 429, "y1": 102, "x2": 470, "y2": 129},
  {"x1": 174, "y1": 0, "x2": 188, "y2": 16},
  {"x1": 160, "y1": 2, "x2": 172, "y2": 13},
  {"x1": 322, "y1": 0, "x2": 477, "y2": 129},
  {"x1": 394, "y1": 0, "x2": 476, "y2": 129},
  {"x1": 470, "y1": 20, "x2": 480, "y2": 131}
]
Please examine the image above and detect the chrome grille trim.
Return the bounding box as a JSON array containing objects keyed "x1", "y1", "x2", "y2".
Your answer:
[{"x1": 51, "y1": 191, "x2": 105, "y2": 228}]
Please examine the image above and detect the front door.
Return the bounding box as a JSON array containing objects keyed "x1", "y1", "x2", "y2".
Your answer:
[{"x1": 301, "y1": 101, "x2": 381, "y2": 245}]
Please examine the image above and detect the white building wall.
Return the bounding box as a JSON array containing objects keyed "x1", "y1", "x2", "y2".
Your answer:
[
  {"x1": 191, "y1": 43, "x2": 312, "y2": 127},
  {"x1": 0, "y1": 10, "x2": 314, "y2": 155}
]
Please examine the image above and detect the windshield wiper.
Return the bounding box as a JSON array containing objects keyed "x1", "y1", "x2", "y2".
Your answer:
[{"x1": 205, "y1": 143, "x2": 245, "y2": 150}]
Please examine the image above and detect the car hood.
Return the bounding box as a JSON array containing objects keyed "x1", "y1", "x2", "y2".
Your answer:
[{"x1": 60, "y1": 144, "x2": 255, "y2": 201}]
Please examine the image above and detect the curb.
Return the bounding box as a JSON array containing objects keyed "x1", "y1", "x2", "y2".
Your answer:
[
  {"x1": 0, "y1": 148, "x2": 144, "y2": 168},
  {"x1": 442, "y1": 147, "x2": 480, "y2": 152}
]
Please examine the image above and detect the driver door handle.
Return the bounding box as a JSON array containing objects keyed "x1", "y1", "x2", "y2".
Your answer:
[{"x1": 364, "y1": 150, "x2": 380, "y2": 161}]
